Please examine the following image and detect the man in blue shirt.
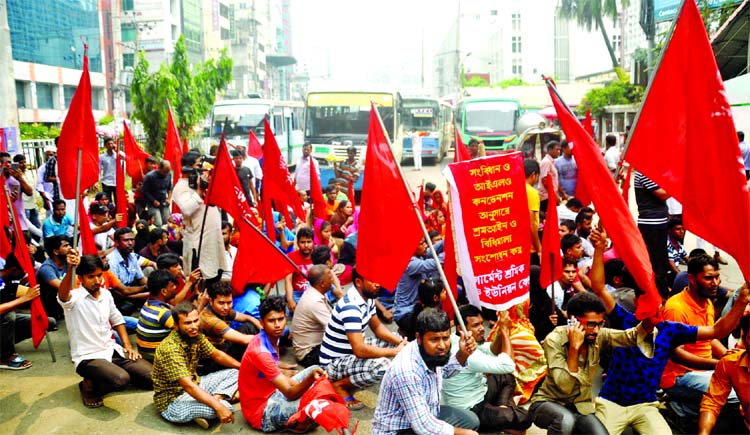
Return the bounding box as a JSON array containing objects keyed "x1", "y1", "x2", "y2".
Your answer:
[
  {"x1": 42, "y1": 199, "x2": 73, "y2": 238},
  {"x1": 588, "y1": 228, "x2": 749, "y2": 435},
  {"x1": 393, "y1": 238, "x2": 443, "y2": 335},
  {"x1": 107, "y1": 227, "x2": 147, "y2": 315},
  {"x1": 99, "y1": 138, "x2": 117, "y2": 201},
  {"x1": 555, "y1": 140, "x2": 577, "y2": 199},
  {"x1": 36, "y1": 235, "x2": 70, "y2": 320}
]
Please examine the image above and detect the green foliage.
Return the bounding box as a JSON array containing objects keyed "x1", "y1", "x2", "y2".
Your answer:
[
  {"x1": 463, "y1": 75, "x2": 489, "y2": 87},
  {"x1": 558, "y1": 0, "x2": 629, "y2": 68},
  {"x1": 19, "y1": 123, "x2": 60, "y2": 140},
  {"x1": 97, "y1": 113, "x2": 114, "y2": 125},
  {"x1": 579, "y1": 68, "x2": 644, "y2": 117},
  {"x1": 493, "y1": 78, "x2": 528, "y2": 88},
  {"x1": 130, "y1": 35, "x2": 233, "y2": 155}
]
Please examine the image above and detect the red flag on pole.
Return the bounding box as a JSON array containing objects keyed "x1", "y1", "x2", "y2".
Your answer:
[
  {"x1": 540, "y1": 175, "x2": 562, "y2": 288},
  {"x1": 621, "y1": 166, "x2": 633, "y2": 207},
  {"x1": 309, "y1": 156, "x2": 328, "y2": 221},
  {"x1": 115, "y1": 147, "x2": 128, "y2": 228},
  {"x1": 247, "y1": 130, "x2": 264, "y2": 160},
  {"x1": 205, "y1": 138, "x2": 298, "y2": 293},
  {"x1": 453, "y1": 122, "x2": 472, "y2": 162},
  {"x1": 417, "y1": 183, "x2": 425, "y2": 217},
  {"x1": 122, "y1": 121, "x2": 152, "y2": 181},
  {"x1": 441, "y1": 205, "x2": 459, "y2": 319},
  {"x1": 547, "y1": 80, "x2": 661, "y2": 319},
  {"x1": 357, "y1": 105, "x2": 422, "y2": 289},
  {"x1": 583, "y1": 107, "x2": 594, "y2": 138},
  {"x1": 625, "y1": 0, "x2": 750, "y2": 280},
  {"x1": 261, "y1": 118, "x2": 304, "y2": 230},
  {"x1": 165, "y1": 105, "x2": 183, "y2": 184},
  {"x1": 7, "y1": 192, "x2": 47, "y2": 347},
  {"x1": 57, "y1": 48, "x2": 99, "y2": 199},
  {"x1": 347, "y1": 179, "x2": 356, "y2": 210},
  {"x1": 77, "y1": 197, "x2": 98, "y2": 255}
]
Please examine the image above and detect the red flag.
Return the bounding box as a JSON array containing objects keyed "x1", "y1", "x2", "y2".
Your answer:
[
  {"x1": 540, "y1": 175, "x2": 562, "y2": 288},
  {"x1": 348, "y1": 179, "x2": 356, "y2": 210},
  {"x1": 165, "y1": 105, "x2": 183, "y2": 184},
  {"x1": 247, "y1": 130, "x2": 264, "y2": 160},
  {"x1": 0, "y1": 178, "x2": 12, "y2": 258},
  {"x1": 122, "y1": 121, "x2": 152, "y2": 181},
  {"x1": 182, "y1": 135, "x2": 189, "y2": 155},
  {"x1": 261, "y1": 119, "x2": 304, "y2": 230},
  {"x1": 621, "y1": 166, "x2": 633, "y2": 207},
  {"x1": 205, "y1": 138, "x2": 297, "y2": 292},
  {"x1": 309, "y1": 156, "x2": 328, "y2": 221},
  {"x1": 357, "y1": 105, "x2": 422, "y2": 289},
  {"x1": 115, "y1": 147, "x2": 128, "y2": 228},
  {"x1": 441, "y1": 205, "x2": 458, "y2": 320},
  {"x1": 78, "y1": 197, "x2": 98, "y2": 255},
  {"x1": 417, "y1": 183, "x2": 425, "y2": 217},
  {"x1": 583, "y1": 107, "x2": 594, "y2": 138},
  {"x1": 57, "y1": 48, "x2": 99, "y2": 199},
  {"x1": 625, "y1": 0, "x2": 750, "y2": 280},
  {"x1": 7, "y1": 190, "x2": 47, "y2": 347},
  {"x1": 453, "y1": 122, "x2": 472, "y2": 162},
  {"x1": 547, "y1": 80, "x2": 660, "y2": 319}
]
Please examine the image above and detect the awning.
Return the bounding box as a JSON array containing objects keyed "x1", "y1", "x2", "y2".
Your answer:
[
  {"x1": 266, "y1": 55, "x2": 297, "y2": 67},
  {"x1": 711, "y1": 0, "x2": 749, "y2": 80}
]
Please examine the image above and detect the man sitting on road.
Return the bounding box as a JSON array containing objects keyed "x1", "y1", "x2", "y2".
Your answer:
[
  {"x1": 319, "y1": 267, "x2": 406, "y2": 409},
  {"x1": 136, "y1": 270, "x2": 179, "y2": 362},
  {"x1": 292, "y1": 264, "x2": 334, "y2": 367},
  {"x1": 240, "y1": 297, "x2": 327, "y2": 432},
  {"x1": 152, "y1": 301, "x2": 240, "y2": 429},
  {"x1": 107, "y1": 227, "x2": 148, "y2": 315}
]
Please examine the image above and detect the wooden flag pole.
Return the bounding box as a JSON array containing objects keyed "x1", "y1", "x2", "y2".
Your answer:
[
  {"x1": 70, "y1": 148, "x2": 83, "y2": 286},
  {"x1": 371, "y1": 105, "x2": 467, "y2": 334},
  {"x1": 549, "y1": 251, "x2": 557, "y2": 315}
]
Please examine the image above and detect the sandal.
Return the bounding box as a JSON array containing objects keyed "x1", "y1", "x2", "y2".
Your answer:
[
  {"x1": 78, "y1": 380, "x2": 103, "y2": 408},
  {"x1": 344, "y1": 396, "x2": 364, "y2": 411},
  {"x1": 0, "y1": 354, "x2": 32, "y2": 370}
]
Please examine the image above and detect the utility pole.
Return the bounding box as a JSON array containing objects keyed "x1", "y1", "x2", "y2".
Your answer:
[{"x1": 0, "y1": 0, "x2": 20, "y2": 147}]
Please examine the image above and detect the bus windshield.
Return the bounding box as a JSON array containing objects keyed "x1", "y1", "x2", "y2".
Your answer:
[
  {"x1": 464, "y1": 101, "x2": 519, "y2": 135},
  {"x1": 211, "y1": 103, "x2": 269, "y2": 139},
  {"x1": 305, "y1": 105, "x2": 394, "y2": 141},
  {"x1": 402, "y1": 101, "x2": 439, "y2": 132}
]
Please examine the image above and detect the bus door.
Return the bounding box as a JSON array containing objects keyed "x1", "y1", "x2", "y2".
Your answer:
[
  {"x1": 272, "y1": 109, "x2": 288, "y2": 161},
  {"x1": 287, "y1": 106, "x2": 305, "y2": 166}
]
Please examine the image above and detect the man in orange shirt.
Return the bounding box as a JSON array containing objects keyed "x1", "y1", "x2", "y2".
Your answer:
[
  {"x1": 661, "y1": 254, "x2": 739, "y2": 418},
  {"x1": 699, "y1": 313, "x2": 750, "y2": 434}
]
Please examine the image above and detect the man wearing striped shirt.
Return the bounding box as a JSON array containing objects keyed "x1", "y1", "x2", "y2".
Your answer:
[
  {"x1": 137, "y1": 270, "x2": 179, "y2": 362},
  {"x1": 634, "y1": 171, "x2": 670, "y2": 288},
  {"x1": 319, "y1": 267, "x2": 406, "y2": 408}
]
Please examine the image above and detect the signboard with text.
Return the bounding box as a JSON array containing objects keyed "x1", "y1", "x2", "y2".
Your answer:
[
  {"x1": 444, "y1": 152, "x2": 531, "y2": 310},
  {"x1": 654, "y1": 0, "x2": 741, "y2": 21}
]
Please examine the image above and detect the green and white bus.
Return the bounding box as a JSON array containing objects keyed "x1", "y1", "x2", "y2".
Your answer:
[{"x1": 455, "y1": 97, "x2": 521, "y2": 154}]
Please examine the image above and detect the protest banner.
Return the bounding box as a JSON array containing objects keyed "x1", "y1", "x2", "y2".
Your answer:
[{"x1": 443, "y1": 151, "x2": 531, "y2": 310}]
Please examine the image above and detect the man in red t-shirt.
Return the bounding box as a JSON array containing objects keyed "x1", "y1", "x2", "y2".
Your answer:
[
  {"x1": 284, "y1": 227, "x2": 315, "y2": 313},
  {"x1": 239, "y1": 296, "x2": 325, "y2": 432}
]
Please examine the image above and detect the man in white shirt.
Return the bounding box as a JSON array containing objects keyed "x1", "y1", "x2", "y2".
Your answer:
[
  {"x1": 58, "y1": 251, "x2": 152, "y2": 408},
  {"x1": 221, "y1": 221, "x2": 236, "y2": 281},
  {"x1": 604, "y1": 134, "x2": 621, "y2": 178},
  {"x1": 294, "y1": 143, "x2": 319, "y2": 192}
]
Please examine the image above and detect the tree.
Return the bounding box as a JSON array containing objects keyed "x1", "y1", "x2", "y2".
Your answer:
[
  {"x1": 579, "y1": 68, "x2": 644, "y2": 117},
  {"x1": 130, "y1": 35, "x2": 232, "y2": 155},
  {"x1": 559, "y1": 0, "x2": 628, "y2": 69}
]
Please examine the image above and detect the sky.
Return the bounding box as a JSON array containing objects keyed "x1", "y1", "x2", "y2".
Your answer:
[{"x1": 291, "y1": 0, "x2": 456, "y2": 91}]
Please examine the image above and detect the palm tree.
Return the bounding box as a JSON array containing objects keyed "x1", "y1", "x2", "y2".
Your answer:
[{"x1": 559, "y1": 0, "x2": 628, "y2": 69}]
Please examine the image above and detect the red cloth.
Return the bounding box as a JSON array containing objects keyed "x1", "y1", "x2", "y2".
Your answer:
[
  {"x1": 261, "y1": 119, "x2": 304, "y2": 231},
  {"x1": 8, "y1": 192, "x2": 47, "y2": 347},
  {"x1": 287, "y1": 378, "x2": 350, "y2": 433},
  {"x1": 115, "y1": 148, "x2": 128, "y2": 228},
  {"x1": 57, "y1": 51, "x2": 99, "y2": 199},
  {"x1": 165, "y1": 106, "x2": 183, "y2": 185},
  {"x1": 621, "y1": 166, "x2": 633, "y2": 207},
  {"x1": 454, "y1": 121, "x2": 471, "y2": 162},
  {"x1": 547, "y1": 80, "x2": 661, "y2": 319},
  {"x1": 356, "y1": 105, "x2": 423, "y2": 289},
  {"x1": 442, "y1": 204, "x2": 458, "y2": 320},
  {"x1": 0, "y1": 175, "x2": 12, "y2": 257},
  {"x1": 347, "y1": 179, "x2": 356, "y2": 210},
  {"x1": 287, "y1": 250, "x2": 313, "y2": 293},
  {"x1": 122, "y1": 121, "x2": 152, "y2": 182},
  {"x1": 583, "y1": 107, "x2": 594, "y2": 137},
  {"x1": 204, "y1": 138, "x2": 297, "y2": 292},
  {"x1": 625, "y1": 0, "x2": 750, "y2": 281},
  {"x1": 540, "y1": 175, "x2": 562, "y2": 288},
  {"x1": 417, "y1": 183, "x2": 425, "y2": 217},
  {"x1": 309, "y1": 156, "x2": 328, "y2": 221},
  {"x1": 247, "y1": 130, "x2": 263, "y2": 160},
  {"x1": 239, "y1": 332, "x2": 282, "y2": 429},
  {"x1": 77, "y1": 196, "x2": 98, "y2": 255}
]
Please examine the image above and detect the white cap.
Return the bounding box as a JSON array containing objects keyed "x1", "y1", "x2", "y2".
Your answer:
[{"x1": 44, "y1": 145, "x2": 57, "y2": 153}]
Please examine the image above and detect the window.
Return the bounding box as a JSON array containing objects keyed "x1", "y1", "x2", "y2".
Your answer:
[
  {"x1": 36, "y1": 83, "x2": 55, "y2": 109},
  {"x1": 512, "y1": 13, "x2": 521, "y2": 32},
  {"x1": 121, "y1": 23, "x2": 136, "y2": 42},
  {"x1": 512, "y1": 36, "x2": 522, "y2": 54},
  {"x1": 92, "y1": 87, "x2": 103, "y2": 111},
  {"x1": 273, "y1": 114, "x2": 284, "y2": 134},
  {"x1": 15, "y1": 81, "x2": 27, "y2": 109},
  {"x1": 64, "y1": 86, "x2": 77, "y2": 108},
  {"x1": 220, "y1": 3, "x2": 230, "y2": 18},
  {"x1": 123, "y1": 53, "x2": 135, "y2": 68},
  {"x1": 512, "y1": 60, "x2": 523, "y2": 77},
  {"x1": 122, "y1": 0, "x2": 134, "y2": 10},
  {"x1": 221, "y1": 28, "x2": 230, "y2": 39}
]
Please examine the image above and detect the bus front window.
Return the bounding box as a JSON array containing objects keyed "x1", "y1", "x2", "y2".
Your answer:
[
  {"x1": 212, "y1": 104, "x2": 269, "y2": 139},
  {"x1": 402, "y1": 107, "x2": 438, "y2": 131},
  {"x1": 306, "y1": 105, "x2": 393, "y2": 139},
  {"x1": 464, "y1": 101, "x2": 519, "y2": 135}
]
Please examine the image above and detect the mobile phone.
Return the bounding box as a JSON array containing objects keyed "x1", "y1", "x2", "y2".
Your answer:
[
  {"x1": 567, "y1": 317, "x2": 579, "y2": 327},
  {"x1": 10, "y1": 163, "x2": 18, "y2": 171}
]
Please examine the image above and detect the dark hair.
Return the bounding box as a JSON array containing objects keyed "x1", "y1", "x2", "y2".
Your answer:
[
  {"x1": 325, "y1": 184, "x2": 337, "y2": 194},
  {"x1": 566, "y1": 291, "x2": 606, "y2": 317},
  {"x1": 297, "y1": 226, "x2": 314, "y2": 242},
  {"x1": 113, "y1": 227, "x2": 133, "y2": 243},
  {"x1": 156, "y1": 253, "x2": 182, "y2": 270},
  {"x1": 566, "y1": 198, "x2": 583, "y2": 210},
  {"x1": 147, "y1": 269, "x2": 178, "y2": 296},
  {"x1": 44, "y1": 235, "x2": 70, "y2": 257},
  {"x1": 406, "y1": 279, "x2": 445, "y2": 340},
  {"x1": 740, "y1": 314, "x2": 749, "y2": 336},
  {"x1": 221, "y1": 221, "x2": 233, "y2": 232},
  {"x1": 307, "y1": 264, "x2": 329, "y2": 287},
  {"x1": 336, "y1": 200, "x2": 350, "y2": 213},
  {"x1": 351, "y1": 266, "x2": 362, "y2": 285},
  {"x1": 209, "y1": 145, "x2": 219, "y2": 156},
  {"x1": 89, "y1": 203, "x2": 108, "y2": 216},
  {"x1": 562, "y1": 257, "x2": 578, "y2": 269},
  {"x1": 425, "y1": 182, "x2": 437, "y2": 193},
  {"x1": 738, "y1": 131, "x2": 744, "y2": 142},
  {"x1": 145, "y1": 156, "x2": 157, "y2": 164},
  {"x1": 604, "y1": 258, "x2": 625, "y2": 287},
  {"x1": 230, "y1": 149, "x2": 242, "y2": 158},
  {"x1": 545, "y1": 140, "x2": 560, "y2": 151},
  {"x1": 561, "y1": 234, "x2": 582, "y2": 253},
  {"x1": 524, "y1": 159, "x2": 540, "y2": 177},
  {"x1": 3, "y1": 252, "x2": 21, "y2": 271},
  {"x1": 171, "y1": 301, "x2": 197, "y2": 324},
  {"x1": 12, "y1": 154, "x2": 25, "y2": 163},
  {"x1": 560, "y1": 219, "x2": 576, "y2": 233},
  {"x1": 207, "y1": 281, "x2": 233, "y2": 299},
  {"x1": 688, "y1": 254, "x2": 719, "y2": 276},
  {"x1": 560, "y1": 139, "x2": 570, "y2": 149},
  {"x1": 605, "y1": 134, "x2": 617, "y2": 147},
  {"x1": 0, "y1": 152, "x2": 10, "y2": 159},
  {"x1": 415, "y1": 309, "x2": 451, "y2": 338},
  {"x1": 688, "y1": 248, "x2": 707, "y2": 258},
  {"x1": 181, "y1": 151, "x2": 202, "y2": 167},
  {"x1": 457, "y1": 304, "x2": 482, "y2": 336},
  {"x1": 667, "y1": 216, "x2": 683, "y2": 230},
  {"x1": 76, "y1": 254, "x2": 103, "y2": 276},
  {"x1": 259, "y1": 296, "x2": 286, "y2": 319},
  {"x1": 468, "y1": 138, "x2": 479, "y2": 146},
  {"x1": 311, "y1": 245, "x2": 332, "y2": 265},
  {"x1": 52, "y1": 199, "x2": 66, "y2": 209},
  {"x1": 575, "y1": 210, "x2": 593, "y2": 226},
  {"x1": 428, "y1": 230, "x2": 440, "y2": 240},
  {"x1": 149, "y1": 228, "x2": 167, "y2": 245},
  {"x1": 95, "y1": 191, "x2": 110, "y2": 201}
]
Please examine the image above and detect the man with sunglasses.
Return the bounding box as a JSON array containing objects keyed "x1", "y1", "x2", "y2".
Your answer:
[{"x1": 529, "y1": 291, "x2": 650, "y2": 435}]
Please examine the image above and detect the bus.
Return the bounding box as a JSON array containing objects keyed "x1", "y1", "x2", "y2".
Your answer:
[
  {"x1": 399, "y1": 97, "x2": 452, "y2": 165},
  {"x1": 455, "y1": 97, "x2": 522, "y2": 154},
  {"x1": 207, "y1": 99, "x2": 305, "y2": 166},
  {"x1": 304, "y1": 91, "x2": 402, "y2": 163}
]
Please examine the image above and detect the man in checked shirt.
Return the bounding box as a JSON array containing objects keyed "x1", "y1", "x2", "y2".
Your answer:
[{"x1": 373, "y1": 309, "x2": 480, "y2": 435}]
